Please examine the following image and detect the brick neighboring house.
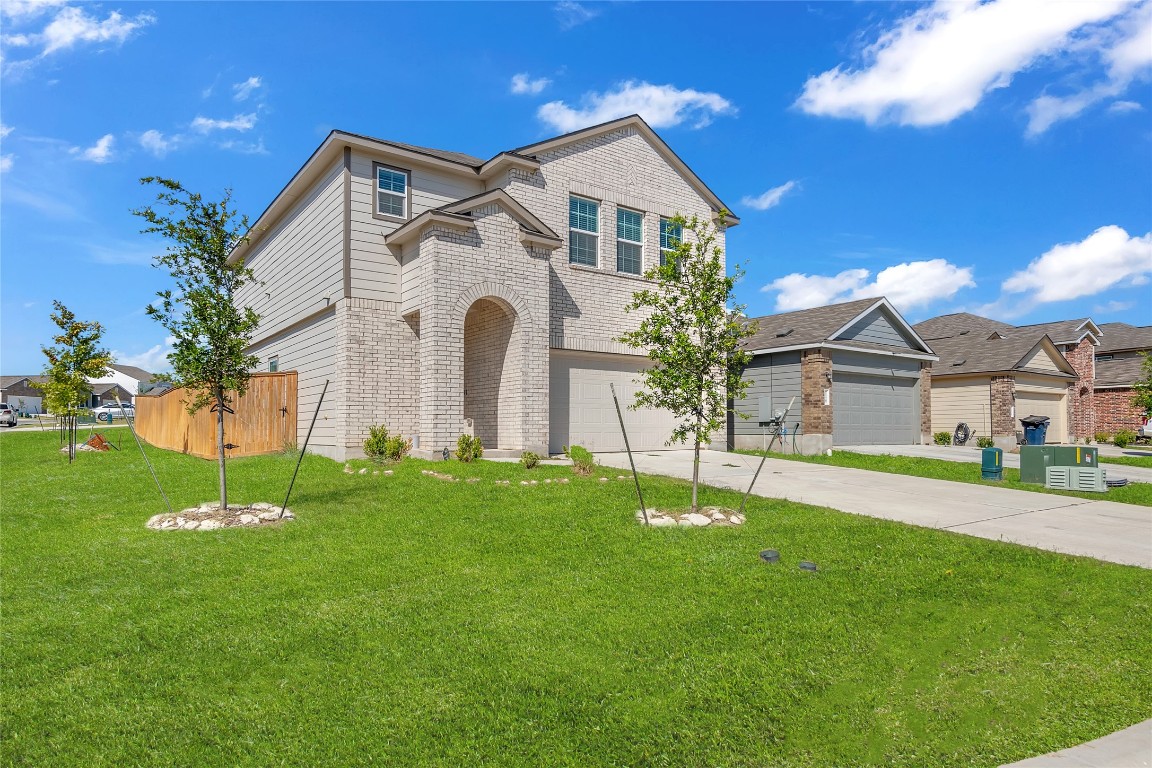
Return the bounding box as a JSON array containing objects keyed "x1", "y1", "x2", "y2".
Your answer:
[
  {"x1": 231, "y1": 115, "x2": 738, "y2": 460},
  {"x1": 731, "y1": 298, "x2": 937, "y2": 454},
  {"x1": 1093, "y1": 322, "x2": 1152, "y2": 435},
  {"x1": 913, "y1": 313, "x2": 1094, "y2": 447},
  {"x1": 0, "y1": 376, "x2": 48, "y2": 414}
]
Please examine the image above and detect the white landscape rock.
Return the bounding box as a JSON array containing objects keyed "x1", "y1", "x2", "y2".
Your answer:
[
  {"x1": 730, "y1": 514, "x2": 745, "y2": 525},
  {"x1": 686, "y1": 513, "x2": 712, "y2": 527},
  {"x1": 649, "y1": 516, "x2": 678, "y2": 527},
  {"x1": 239, "y1": 514, "x2": 259, "y2": 525},
  {"x1": 710, "y1": 511, "x2": 728, "y2": 522}
]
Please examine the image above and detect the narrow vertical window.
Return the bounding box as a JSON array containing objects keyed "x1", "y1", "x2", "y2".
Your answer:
[
  {"x1": 659, "y1": 217, "x2": 682, "y2": 267},
  {"x1": 569, "y1": 196, "x2": 599, "y2": 266},
  {"x1": 616, "y1": 208, "x2": 643, "y2": 274},
  {"x1": 375, "y1": 166, "x2": 408, "y2": 219},
  {"x1": 268, "y1": 356, "x2": 279, "y2": 373}
]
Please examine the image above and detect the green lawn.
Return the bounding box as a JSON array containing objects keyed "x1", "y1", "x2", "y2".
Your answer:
[
  {"x1": 3, "y1": 430, "x2": 1150, "y2": 767},
  {"x1": 1100, "y1": 453, "x2": 1152, "y2": 469},
  {"x1": 735, "y1": 449, "x2": 1152, "y2": 506}
]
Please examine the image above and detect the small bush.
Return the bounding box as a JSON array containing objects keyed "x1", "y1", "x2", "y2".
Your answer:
[
  {"x1": 364, "y1": 425, "x2": 411, "y2": 462},
  {"x1": 1113, "y1": 430, "x2": 1136, "y2": 448},
  {"x1": 933, "y1": 431, "x2": 952, "y2": 446},
  {"x1": 1095, "y1": 431, "x2": 1112, "y2": 445},
  {"x1": 520, "y1": 451, "x2": 540, "y2": 469},
  {"x1": 565, "y1": 444, "x2": 595, "y2": 475},
  {"x1": 975, "y1": 436, "x2": 995, "y2": 449},
  {"x1": 456, "y1": 434, "x2": 483, "y2": 463}
]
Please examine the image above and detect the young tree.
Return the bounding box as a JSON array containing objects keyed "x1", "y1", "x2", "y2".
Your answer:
[
  {"x1": 35, "y1": 301, "x2": 113, "y2": 462},
  {"x1": 1132, "y1": 352, "x2": 1152, "y2": 418},
  {"x1": 133, "y1": 177, "x2": 260, "y2": 510},
  {"x1": 619, "y1": 213, "x2": 756, "y2": 514}
]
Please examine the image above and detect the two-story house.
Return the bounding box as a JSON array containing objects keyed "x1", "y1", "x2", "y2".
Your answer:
[{"x1": 232, "y1": 115, "x2": 737, "y2": 461}]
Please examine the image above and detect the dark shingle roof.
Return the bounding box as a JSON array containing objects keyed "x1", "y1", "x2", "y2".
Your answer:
[
  {"x1": 914, "y1": 312, "x2": 1013, "y2": 340},
  {"x1": 743, "y1": 298, "x2": 883, "y2": 351},
  {"x1": 1015, "y1": 318, "x2": 1098, "y2": 345},
  {"x1": 109, "y1": 364, "x2": 156, "y2": 382},
  {"x1": 0, "y1": 375, "x2": 48, "y2": 388},
  {"x1": 1095, "y1": 355, "x2": 1147, "y2": 388},
  {"x1": 926, "y1": 333, "x2": 1072, "y2": 376},
  {"x1": 382, "y1": 140, "x2": 486, "y2": 168},
  {"x1": 1097, "y1": 322, "x2": 1152, "y2": 353}
]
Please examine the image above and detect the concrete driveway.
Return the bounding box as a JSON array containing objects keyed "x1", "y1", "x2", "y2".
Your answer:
[
  {"x1": 596, "y1": 449, "x2": 1152, "y2": 568},
  {"x1": 840, "y1": 443, "x2": 1152, "y2": 484}
]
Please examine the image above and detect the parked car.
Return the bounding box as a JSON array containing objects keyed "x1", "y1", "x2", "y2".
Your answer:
[
  {"x1": 91, "y1": 402, "x2": 135, "y2": 421},
  {"x1": 0, "y1": 403, "x2": 17, "y2": 427}
]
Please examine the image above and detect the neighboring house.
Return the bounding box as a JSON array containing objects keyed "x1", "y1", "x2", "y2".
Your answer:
[
  {"x1": 230, "y1": 115, "x2": 738, "y2": 460},
  {"x1": 88, "y1": 364, "x2": 157, "y2": 402},
  {"x1": 731, "y1": 298, "x2": 937, "y2": 454},
  {"x1": 913, "y1": 313, "x2": 1095, "y2": 446},
  {"x1": 1093, "y1": 322, "x2": 1152, "y2": 434},
  {"x1": 0, "y1": 376, "x2": 47, "y2": 414}
]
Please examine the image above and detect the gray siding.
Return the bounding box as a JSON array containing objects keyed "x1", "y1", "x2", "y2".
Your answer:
[
  {"x1": 838, "y1": 308, "x2": 917, "y2": 349},
  {"x1": 235, "y1": 159, "x2": 344, "y2": 339},
  {"x1": 249, "y1": 308, "x2": 338, "y2": 459},
  {"x1": 348, "y1": 150, "x2": 483, "y2": 303},
  {"x1": 831, "y1": 350, "x2": 921, "y2": 378},
  {"x1": 732, "y1": 351, "x2": 803, "y2": 439}
]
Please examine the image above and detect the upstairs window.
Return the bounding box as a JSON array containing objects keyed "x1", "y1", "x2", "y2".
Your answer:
[
  {"x1": 376, "y1": 165, "x2": 409, "y2": 219},
  {"x1": 659, "y1": 217, "x2": 682, "y2": 267},
  {"x1": 268, "y1": 356, "x2": 279, "y2": 373},
  {"x1": 569, "y1": 196, "x2": 599, "y2": 267},
  {"x1": 616, "y1": 208, "x2": 643, "y2": 275}
]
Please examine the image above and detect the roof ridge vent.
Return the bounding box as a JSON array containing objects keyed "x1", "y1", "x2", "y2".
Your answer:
[{"x1": 952, "y1": 358, "x2": 966, "y2": 366}]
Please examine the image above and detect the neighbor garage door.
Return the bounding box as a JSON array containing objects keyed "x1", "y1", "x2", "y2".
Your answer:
[
  {"x1": 1015, "y1": 390, "x2": 1066, "y2": 444},
  {"x1": 549, "y1": 350, "x2": 678, "y2": 454},
  {"x1": 832, "y1": 373, "x2": 917, "y2": 445}
]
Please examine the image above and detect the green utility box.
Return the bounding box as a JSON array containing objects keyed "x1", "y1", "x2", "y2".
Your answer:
[
  {"x1": 1019, "y1": 445, "x2": 1098, "y2": 483},
  {"x1": 981, "y1": 447, "x2": 1003, "y2": 481}
]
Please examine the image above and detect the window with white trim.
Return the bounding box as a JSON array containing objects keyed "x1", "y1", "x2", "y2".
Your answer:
[
  {"x1": 659, "y1": 217, "x2": 682, "y2": 267},
  {"x1": 616, "y1": 208, "x2": 643, "y2": 274},
  {"x1": 376, "y1": 166, "x2": 408, "y2": 219},
  {"x1": 569, "y1": 196, "x2": 599, "y2": 266},
  {"x1": 268, "y1": 356, "x2": 279, "y2": 373}
]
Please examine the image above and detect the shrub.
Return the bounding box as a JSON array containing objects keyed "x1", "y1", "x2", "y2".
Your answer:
[
  {"x1": 565, "y1": 444, "x2": 595, "y2": 475},
  {"x1": 364, "y1": 425, "x2": 411, "y2": 462},
  {"x1": 933, "y1": 431, "x2": 952, "y2": 446},
  {"x1": 1095, "y1": 431, "x2": 1112, "y2": 445},
  {"x1": 975, "y1": 436, "x2": 995, "y2": 449},
  {"x1": 455, "y1": 434, "x2": 483, "y2": 463},
  {"x1": 1113, "y1": 430, "x2": 1136, "y2": 448},
  {"x1": 520, "y1": 451, "x2": 540, "y2": 469}
]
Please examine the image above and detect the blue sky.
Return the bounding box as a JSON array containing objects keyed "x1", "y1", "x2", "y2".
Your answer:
[{"x1": 1, "y1": 0, "x2": 1150, "y2": 374}]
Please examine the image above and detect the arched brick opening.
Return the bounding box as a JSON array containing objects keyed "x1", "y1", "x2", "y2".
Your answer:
[{"x1": 463, "y1": 297, "x2": 523, "y2": 449}]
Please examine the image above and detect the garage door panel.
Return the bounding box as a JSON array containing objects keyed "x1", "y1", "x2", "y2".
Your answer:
[
  {"x1": 550, "y1": 350, "x2": 678, "y2": 454},
  {"x1": 1016, "y1": 391, "x2": 1065, "y2": 444},
  {"x1": 833, "y1": 373, "x2": 917, "y2": 445}
]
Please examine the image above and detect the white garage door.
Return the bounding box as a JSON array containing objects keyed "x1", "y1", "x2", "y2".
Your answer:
[
  {"x1": 832, "y1": 373, "x2": 918, "y2": 445},
  {"x1": 1016, "y1": 390, "x2": 1066, "y2": 444},
  {"x1": 549, "y1": 350, "x2": 678, "y2": 454}
]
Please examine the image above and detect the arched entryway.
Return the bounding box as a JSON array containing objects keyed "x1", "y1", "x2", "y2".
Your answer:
[{"x1": 463, "y1": 297, "x2": 523, "y2": 449}]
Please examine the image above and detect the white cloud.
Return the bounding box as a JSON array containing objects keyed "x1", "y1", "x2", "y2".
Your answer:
[
  {"x1": 538, "y1": 80, "x2": 736, "y2": 133},
  {"x1": 0, "y1": 1, "x2": 67, "y2": 21},
  {"x1": 0, "y1": 123, "x2": 12, "y2": 138},
  {"x1": 191, "y1": 113, "x2": 257, "y2": 133},
  {"x1": 0, "y1": 154, "x2": 13, "y2": 172},
  {"x1": 763, "y1": 259, "x2": 975, "y2": 312},
  {"x1": 742, "y1": 181, "x2": 797, "y2": 211},
  {"x1": 3, "y1": 5, "x2": 154, "y2": 57},
  {"x1": 70, "y1": 133, "x2": 114, "y2": 163},
  {"x1": 555, "y1": 1, "x2": 599, "y2": 30},
  {"x1": 138, "y1": 129, "x2": 174, "y2": 157},
  {"x1": 511, "y1": 73, "x2": 551, "y2": 95},
  {"x1": 217, "y1": 138, "x2": 268, "y2": 155},
  {"x1": 796, "y1": 0, "x2": 1133, "y2": 128},
  {"x1": 1109, "y1": 99, "x2": 1144, "y2": 112},
  {"x1": 1002, "y1": 225, "x2": 1152, "y2": 303},
  {"x1": 112, "y1": 336, "x2": 175, "y2": 373},
  {"x1": 232, "y1": 75, "x2": 262, "y2": 102}
]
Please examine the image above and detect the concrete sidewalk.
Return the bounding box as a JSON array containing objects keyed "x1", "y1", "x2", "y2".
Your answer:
[
  {"x1": 596, "y1": 448, "x2": 1152, "y2": 767},
  {"x1": 596, "y1": 449, "x2": 1152, "y2": 568},
  {"x1": 840, "y1": 443, "x2": 1152, "y2": 484}
]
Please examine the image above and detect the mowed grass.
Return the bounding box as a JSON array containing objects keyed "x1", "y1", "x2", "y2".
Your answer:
[
  {"x1": 736, "y1": 448, "x2": 1152, "y2": 506},
  {"x1": 1100, "y1": 452, "x2": 1152, "y2": 469},
  {"x1": 3, "y1": 431, "x2": 1150, "y2": 767}
]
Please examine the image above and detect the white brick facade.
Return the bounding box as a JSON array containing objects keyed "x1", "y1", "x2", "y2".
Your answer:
[{"x1": 237, "y1": 117, "x2": 732, "y2": 460}]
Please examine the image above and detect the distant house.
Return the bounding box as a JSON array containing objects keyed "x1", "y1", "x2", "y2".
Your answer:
[
  {"x1": 0, "y1": 364, "x2": 149, "y2": 413},
  {"x1": 913, "y1": 313, "x2": 1098, "y2": 446},
  {"x1": 732, "y1": 298, "x2": 937, "y2": 454},
  {"x1": 1093, "y1": 322, "x2": 1152, "y2": 434},
  {"x1": 88, "y1": 364, "x2": 158, "y2": 402},
  {"x1": 0, "y1": 376, "x2": 48, "y2": 414}
]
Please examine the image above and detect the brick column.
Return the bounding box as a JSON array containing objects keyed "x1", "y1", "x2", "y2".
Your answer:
[
  {"x1": 1062, "y1": 339, "x2": 1095, "y2": 442},
  {"x1": 800, "y1": 349, "x2": 833, "y2": 454},
  {"x1": 990, "y1": 375, "x2": 1016, "y2": 448},
  {"x1": 919, "y1": 363, "x2": 932, "y2": 444}
]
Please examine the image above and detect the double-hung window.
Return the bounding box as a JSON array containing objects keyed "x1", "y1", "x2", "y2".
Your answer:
[
  {"x1": 376, "y1": 165, "x2": 409, "y2": 219},
  {"x1": 659, "y1": 217, "x2": 682, "y2": 267},
  {"x1": 616, "y1": 208, "x2": 643, "y2": 275},
  {"x1": 569, "y1": 196, "x2": 599, "y2": 266}
]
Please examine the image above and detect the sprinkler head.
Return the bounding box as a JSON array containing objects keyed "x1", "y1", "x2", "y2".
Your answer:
[
  {"x1": 759, "y1": 549, "x2": 780, "y2": 564},
  {"x1": 798, "y1": 561, "x2": 818, "y2": 572}
]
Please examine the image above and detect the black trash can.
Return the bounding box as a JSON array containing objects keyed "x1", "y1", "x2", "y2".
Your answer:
[{"x1": 1020, "y1": 415, "x2": 1050, "y2": 446}]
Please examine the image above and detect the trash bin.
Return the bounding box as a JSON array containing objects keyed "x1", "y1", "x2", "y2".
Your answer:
[
  {"x1": 981, "y1": 447, "x2": 1003, "y2": 481},
  {"x1": 1020, "y1": 415, "x2": 1050, "y2": 446}
]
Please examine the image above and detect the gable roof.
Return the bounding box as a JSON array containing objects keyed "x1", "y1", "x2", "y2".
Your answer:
[
  {"x1": 1097, "y1": 322, "x2": 1152, "y2": 353},
  {"x1": 924, "y1": 331, "x2": 1075, "y2": 377},
  {"x1": 914, "y1": 312, "x2": 1014, "y2": 341},
  {"x1": 1015, "y1": 318, "x2": 1100, "y2": 346},
  {"x1": 744, "y1": 297, "x2": 935, "y2": 358},
  {"x1": 109, "y1": 364, "x2": 156, "y2": 382},
  {"x1": 0, "y1": 375, "x2": 48, "y2": 389},
  {"x1": 384, "y1": 189, "x2": 562, "y2": 250}
]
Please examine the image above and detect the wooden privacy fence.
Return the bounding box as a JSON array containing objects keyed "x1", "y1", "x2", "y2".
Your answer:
[{"x1": 135, "y1": 372, "x2": 298, "y2": 460}]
